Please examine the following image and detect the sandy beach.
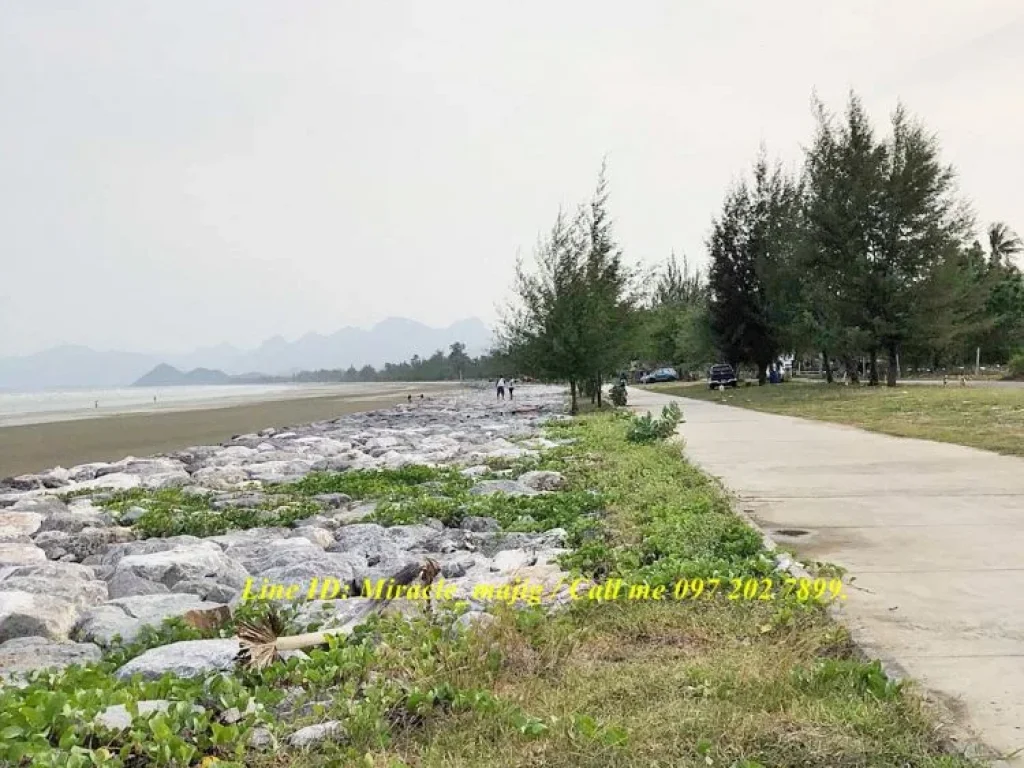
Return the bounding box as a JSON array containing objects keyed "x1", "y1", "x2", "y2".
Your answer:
[{"x1": 0, "y1": 382, "x2": 453, "y2": 478}]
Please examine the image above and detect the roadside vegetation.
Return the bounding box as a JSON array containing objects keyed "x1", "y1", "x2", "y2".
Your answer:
[
  {"x1": 1, "y1": 411, "x2": 977, "y2": 767},
  {"x1": 655, "y1": 380, "x2": 1024, "y2": 457}
]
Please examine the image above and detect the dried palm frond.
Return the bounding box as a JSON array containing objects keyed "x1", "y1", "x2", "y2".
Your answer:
[{"x1": 235, "y1": 559, "x2": 442, "y2": 670}]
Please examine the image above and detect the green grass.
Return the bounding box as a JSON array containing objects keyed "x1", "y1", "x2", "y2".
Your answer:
[
  {"x1": 653, "y1": 380, "x2": 1024, "y2": 456},
  {"x1": 2, "y1": 412, "x2": 978, "y2": 767}
]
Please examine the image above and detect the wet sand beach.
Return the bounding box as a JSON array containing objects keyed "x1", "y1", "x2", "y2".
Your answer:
[{"x1": 0, "y1": 384, "x2": 453, "y2": 477}]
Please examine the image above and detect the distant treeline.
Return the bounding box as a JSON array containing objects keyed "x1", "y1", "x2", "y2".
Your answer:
[{"x1": 290, "y1": 342, "x2": 511, "y2": 383}]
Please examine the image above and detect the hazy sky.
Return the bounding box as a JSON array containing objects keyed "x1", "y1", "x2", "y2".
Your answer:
[{"x1": 2, "y1": 1, "x2": 1022, "y2": 357}]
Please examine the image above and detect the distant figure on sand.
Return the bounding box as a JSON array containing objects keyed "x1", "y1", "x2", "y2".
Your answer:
[
  {"x1": 94, "y1": 400, "x2": 98, "y2": 409},
  {"x1": 408, "y1": 394, "x2": 412, "y2": 403},
  {"x1": 508, "y1": 378, "x2": 515, "y2": 400},
  {"x1": 496, "y1": 377, "x2": 506, "y2": 400}
]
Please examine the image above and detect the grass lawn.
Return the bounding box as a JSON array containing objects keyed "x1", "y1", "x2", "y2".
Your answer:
[
  {"x1": 2, "y1": 412, "x2": 978, "y2": 767},
  {"x1": 652, "y1": 380, "x2": 1024, "y2": 457}
]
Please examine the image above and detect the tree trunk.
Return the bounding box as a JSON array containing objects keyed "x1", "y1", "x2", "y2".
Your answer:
[
  {"x1": 868, "y1": 349, "x2": 879, "y2": 386},
  {"x1": 886, "y1": 344, "x2": 898, "y2": 387},
  {"x1": 757, "y1": 361, "x2": 768, "y2": 385},
  {"x1": 569, "y1": 379, "x2": 578, "y2": 415},
  {"x1": 822, "y1": 350, "x2": 833, "y2": 384}
]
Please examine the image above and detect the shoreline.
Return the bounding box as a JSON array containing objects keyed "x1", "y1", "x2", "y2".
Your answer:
[{"x1": 0, "y1": 383, "x2": 454, "y2": 478}]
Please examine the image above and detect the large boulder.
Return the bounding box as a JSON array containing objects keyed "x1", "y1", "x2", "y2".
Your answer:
[
  {"x1": 223, "y1": 537, "x2": 326, "y2": 574},
  {"x1": 99, "y1": 536, "x2": 208, "y2": 565},
  {"x1": 114, "y1": 638, "x2": 240, "y2": 680},
  {"x1": 74, "y1": 593, "x2": 227, "y2": 646},
  {"x1": 33, "y1": 526, "x2": 135, "y2": 562},
  {"x1": 189, "y1": 466, "x2": 250, "y2": 489},
  {"x1": 35, "y1": 510, "x2": 111, "y2": 534},
  {"x1": 0, "y1": 562, "x2": 108, "y2": 608},
  {"x1": 0, "y1": 542, "x2": 46, "y2": 565},
  {"x1": 0, "y1": 591, "x2": 80, "y2": 642},
  {"x1": 0, "y1": 636, "x2": 102, "y2": 676},
  {"x1": 328, "y1": 523, "x2": 394, "y2": 559},
  {"x1": 0, "y1": 511, "x2": 43, "y2": 538},
  {"x1": 113, "y1": 542, "x2": 248, "y2": 590},
  {"x1": 105, "y1": 570, "x2": 170, "y2": 599}
]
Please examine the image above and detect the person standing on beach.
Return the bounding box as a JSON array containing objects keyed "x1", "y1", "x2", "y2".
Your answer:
[
  {"x1": 508, "y1": 378, "x2": 515, "y2": 400},
  {"x1": 496, "y1": 377, "x2": 506, "y2": 400}
]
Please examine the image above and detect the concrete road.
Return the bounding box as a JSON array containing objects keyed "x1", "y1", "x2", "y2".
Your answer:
[{"x1": 631, "y1": 387, "x2": 1024, "y2": 764}]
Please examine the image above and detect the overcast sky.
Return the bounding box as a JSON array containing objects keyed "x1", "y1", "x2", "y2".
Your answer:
[{"x1": 1, "y1": 1, "x2": 1022, "y2": 357}]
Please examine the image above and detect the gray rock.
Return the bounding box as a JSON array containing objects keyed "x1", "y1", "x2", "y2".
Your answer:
[
  {"x1": 312, "y1": 493, "x2": 351, "y2": 509},
  {"x1": 0, "y1": 636, "x2": 102, "y2": 676},
  {"x1": 460, "y1": 516, "x2": 501, "y2": 533},
  {"x1": 94, "y1": 700, "x2": 204, "y2": 731},
  {"x1": 386, "y1": 524, "x2": 443, "y2": 552},
  {"x1": 454, "y1": 611, "x2": 497, "y2": 633},
  {"x1": 140, "y1": 471, "x2": 191, "y2": 490},
  {"x1": 254, "y1": 551, "x2": 363, "y2": 591},
  {"x1": 329, "y1": 523, "x2": 392, "y2": 558},
  {"x1": 36, "y1": 511, "x2": 109, "y2": 534},
  {"x1": 440, "y1": 557, "x2": 474, "y2": 578},
  {"x1": 190, "y1": 465, "x2": 250, "y2": 489},
  {"x1": 0, "y1": 591, "x2": 79, "y2": 641},
  {"x1": 0, "y1": 542, "x2": 46, "y2": 565},
  {"x1": 206, "y1": 527, "x2": 292, "y2": 550},
  {"x1": 294, "y1": 597, "x2": 377, "y2": 630},
  {"x1": 119, "y1": 506, "x2": 148, "y2": 525},
  {"x1": 38, "y1": 526, "x2": 136, "y2": 562},
  {"x1": 174, "y1": 578, "x2": 237, "y2": 603},
  {"x1": 517, "y1": 470, "x2": 567, "y2": 491},
  {"x1": 0, "y1": 570, "x2": 107, "y2": 609},
  {"x1": 0, "y1": 511, "x2": 43, "y2": 538},
  {"x1": 459, "y1": 465, "x2": 490, "y2": 478},
  {"x1": 249, "y1": 726, "x2": 275, "y2": 749},
  {"x1": 75, "y1": 593, "x2": 225, "y2": 645},
  {"x1": 288, "y1": 721, "x2": 345, "y2": 748},
  {"x1": 490, "y1": 549, "x2": 537, "y2": 573},
  {"x1": 114, "y1": 638, "x2": 240, "y2": 680},
  {"x1": 224, "y1": 537, "x2": 325, "y2": 574},
  {"x1": 210, "y1": 492, "x2": 267, "y2": 511},
  {"x1": 105, "y1": 570, "x2": 171, "y2": 599},
  {"x1": 114, "y1": 542, "x2": 248, "y2": 589},
  {"x1": 99, "y1": 535, "x2": 207, "y2": 566},
  {"x1": 291, "y1": 526, "x2": 335, "y2": 549},
  {"x1": 468, "y1": 480, "x2": 538, "y2": 497}
]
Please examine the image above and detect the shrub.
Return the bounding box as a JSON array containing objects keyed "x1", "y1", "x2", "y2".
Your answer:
[
  {"x1": 626, "y1": 402, "x2": 683, "y2": 444},
  {"x1": 608, "y1": 381, "x2": 627, "y2": 407},
  {"x1": 1009, "y1": 350, "x2": 1024, "y2": 379}
]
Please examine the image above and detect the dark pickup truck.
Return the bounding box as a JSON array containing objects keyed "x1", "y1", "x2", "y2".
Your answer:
[{"x1": 708, "y1": 364, "x2": 738, "y2": 389}]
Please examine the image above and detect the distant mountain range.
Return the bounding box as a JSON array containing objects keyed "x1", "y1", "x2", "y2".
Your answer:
[{"x1": 0, "y1": 317, "x2": 492, "y2": 391}]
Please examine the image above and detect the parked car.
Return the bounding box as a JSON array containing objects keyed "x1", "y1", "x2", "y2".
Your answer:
[
  {"x1": 640, "y1": 367, "x2": 680, "y2": 384},
  {"x1": 708, "y1": 363, "x2": 738, "y2": 389}
]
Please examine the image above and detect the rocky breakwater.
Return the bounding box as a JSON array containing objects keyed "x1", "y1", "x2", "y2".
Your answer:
[{"x1": 0, "y1": 385, "x2": 579, "y2": 681}]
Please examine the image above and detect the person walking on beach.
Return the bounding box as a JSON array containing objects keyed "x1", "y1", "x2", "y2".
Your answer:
[
  {"x1": 496, "y1": 377, "x2": 506, "y2": 401},
  {"x1": 508, "y1": 378, "x2": 515, "y2": 400}
]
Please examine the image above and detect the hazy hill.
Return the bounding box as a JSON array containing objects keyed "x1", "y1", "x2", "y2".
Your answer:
[
  {"x1": 132, "y1": 364, "x2": 233, "y2": 387},
  {"x1": 0, "y1": 317, "x2": 492, "y2": 390}
]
